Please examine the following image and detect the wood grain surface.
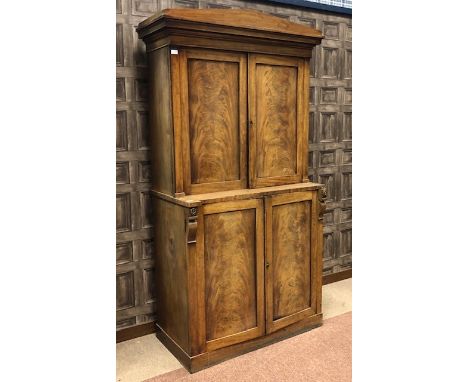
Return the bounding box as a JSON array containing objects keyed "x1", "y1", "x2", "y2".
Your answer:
[
  {"x1": 199, "y1": 199, "x2": 265, "y2": 352},
  {"x1": 170, "y1": 52, "x2": 184, "y2": 195},
  {"x1": 119, "y1": 1, "x2": 350, "y2": 335},
  {"x1": 272, "y1": 200, "x2": 311, "y2": 320},
  {"x1": 180, "y1": 49, "x2": 247, "y2": 194},
  {"x1": 149, "y1": 47, "x2": 174, "y2": 194},
  {"x1": 204, "y1": 209, "x2": 257, "y2": 341},
  {"x1": 137, "y1": 8, "x2": 323, "y2": 39},
  {"x1": 123, "y1": 4, "x2": 345, "y2": 372},
  {"x1": 256, "y1": 63, "x2": 297, "y2": 178},
  {"x1": 189, "y1": 60, "x2": 239, "y2": 183},
  {"x1": 153, "y1": 198, "x2": 189, "y2": 352},
  {"x1": 249, "y1": 54, "x2": 305, "y2": 187},
  {"x1": 265, "y1": 192, "x2": 316, "y2": 334}
]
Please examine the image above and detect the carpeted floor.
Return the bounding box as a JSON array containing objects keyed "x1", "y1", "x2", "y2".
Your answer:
[{"x1": 144, "y1": 311, "x2": 352, "y2": 382}]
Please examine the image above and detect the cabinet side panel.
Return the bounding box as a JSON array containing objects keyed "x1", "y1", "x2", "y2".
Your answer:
[
  {"x1": 204, "y1": 209, "x2": 257, "y2": 341},
  {"x1": 272, "y1": 201, "x2": 311, "y2": 320},
  {"x1": 149, "y1": 47, "x2": 174, "y2": 194},
  {"x1": 153, "y1": 198, "x2": 189, "y2": 352}
]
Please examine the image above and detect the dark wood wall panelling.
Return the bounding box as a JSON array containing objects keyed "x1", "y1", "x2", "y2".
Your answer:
[{"x1": 116, "y1": 0, "x2": 351, "y2": 332}]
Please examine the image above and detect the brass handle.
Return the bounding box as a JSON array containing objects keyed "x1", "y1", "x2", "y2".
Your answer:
[{"x1": 266, "y1": 262, "x2": 270, "y2": 269}]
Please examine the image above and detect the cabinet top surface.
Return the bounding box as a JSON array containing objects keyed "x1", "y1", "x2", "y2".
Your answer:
[
  {"x1": 137, "y1": 8, "x2": 323, "y2": 39},
  {"x1": 152, "y1": 182, "x2": 324, "y2": 207}
]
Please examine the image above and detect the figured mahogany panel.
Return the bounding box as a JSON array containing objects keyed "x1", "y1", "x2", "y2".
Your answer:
[
  {"x1": 256, "y1": 64, "x2": 297, "y2": 178},
  {"x1": 199, "y1": 199, "x2": 264, "y2": 351},
  {"x1": 249, "y1": 54, "x2": 305, "y2": 188},
  {"x1": 180, "y1": 49, "x2": 247, "y2": 194},
  {"x1": 204, "y1": 209, "x2": 256, "y2": 340},
  {"x1": 189, "y1": 60, "x2": 239, "y2": 183},
  {"x1": 265, "y1": 192, "x2": 315, "y2": 334},
  {"x1": 272, "y1": 201, "x2": 311, "y2": 319}
]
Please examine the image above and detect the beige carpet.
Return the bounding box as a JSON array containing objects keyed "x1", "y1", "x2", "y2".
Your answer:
[
  {"x1": 117, "y1": 279, "x2": 352, "y2": 382},
  {"x1": 145, "y1": 311, "x2": 352, "y2": 382}
]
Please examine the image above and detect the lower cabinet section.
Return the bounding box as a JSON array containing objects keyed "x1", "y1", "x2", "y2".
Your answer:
[{"x1": 153, "y1": 186, "x2": 324, "y2": 372}]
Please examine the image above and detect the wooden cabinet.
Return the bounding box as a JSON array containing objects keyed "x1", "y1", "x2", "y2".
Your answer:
[{"x1": 138, "y1": 8, "x2": 325, "y2": 372}]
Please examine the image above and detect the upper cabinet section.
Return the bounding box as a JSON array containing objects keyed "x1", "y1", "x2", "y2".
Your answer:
[{"x1": 137, "y1": 9, "x2": 323, "y2": 196}]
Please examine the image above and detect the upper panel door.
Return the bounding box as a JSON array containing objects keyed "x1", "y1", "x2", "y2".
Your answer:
[
  {"x1": 265, "y1": 191, "x2": 318, "y2": 334},
  {"x1": 179, "y1": 49, "x2": 247, "y2": 194},
  {"x1": 248, "y1": 54, "x2": 306, "y2": 188},
  {"x1": 196, "y1": 199, "x2": 265, "y2": 352}
]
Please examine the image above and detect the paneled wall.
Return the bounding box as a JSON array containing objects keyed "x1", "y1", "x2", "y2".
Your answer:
[{"x1": 116, "y1": 0, "x2": 352, "y2": 330}]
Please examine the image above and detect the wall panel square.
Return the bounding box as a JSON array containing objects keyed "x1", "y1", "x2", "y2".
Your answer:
[{"x1": 117, "y1": 271, "x2": 135, "y2": 311}]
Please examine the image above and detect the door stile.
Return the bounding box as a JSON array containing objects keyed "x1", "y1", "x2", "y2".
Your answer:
[
  {"x1": 264, "y1": 196, "x2": 274, "y2": 334},
  {"x1": 179, "y1": 49, "x2": 192, "y2": 196},
  {"x1": 170, "y1": 50, "x2": 185, "y2": 195},
  {"x1": 190, "y1": 205, "x2": 207, "y2": 355},
  {"x1": 310, "y1": 195, "x2": 317, "y2": 315},
  {"x1": 313, "y1": 190, "x2": 323, "y2": 314},
  {"x1": 247, "y1": 54, "x2": 256, "y2": 189},
  {"x1": 255, "y1": 200, "x2": 266, "y2": 339},
  {"x1": 301, "y1": 58, "x2": 310, "y2": 183}
]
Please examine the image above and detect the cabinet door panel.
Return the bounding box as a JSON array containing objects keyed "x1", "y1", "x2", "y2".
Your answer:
[
  {"x1": 180, "y1": 49, "x2": 247, "y2": 194},
  {"x1": 197, "y1": 199, "x2": 264, "y2": 351},
  {"x1": 265, "y1": 192, "x2": 316, "y2": 334},
  {"x1": 249, "y1": 54, "x2": 305, "y2": 187},
  {"x1": 272, "y1": 200, "x2": 311, "y2": 319}
]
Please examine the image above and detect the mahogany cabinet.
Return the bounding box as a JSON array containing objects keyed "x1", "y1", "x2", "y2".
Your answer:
[{"x1": 137, "y1": 8, "x2": 325, "y2": 372}]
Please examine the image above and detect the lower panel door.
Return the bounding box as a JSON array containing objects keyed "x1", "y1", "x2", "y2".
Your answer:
[
  {"x1": 197, "y1": 199, "x2": 265, "y2": 352},
  {"x1": 265, "y1": 191, "x2": 316, "y2": 334}
]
